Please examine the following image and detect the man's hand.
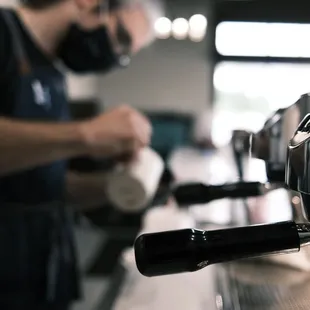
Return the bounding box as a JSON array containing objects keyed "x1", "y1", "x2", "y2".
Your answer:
[
  {"x1": 0, "y1": 106, "x2": 150, "y2": 176},
  {"x1": 80, "y1": 105, "x2": 152, "y2": 159}
]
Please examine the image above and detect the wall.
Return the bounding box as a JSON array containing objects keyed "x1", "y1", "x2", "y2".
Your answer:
[
  {"x1": 98, "y1": 39, "x2": 211, "y2": 116},
  {"x1": 0, "y1": 0, "x2": 15, "y2": 6}
]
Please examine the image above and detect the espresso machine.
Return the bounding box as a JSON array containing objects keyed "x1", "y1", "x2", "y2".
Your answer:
[
  {"x1": 161, "y1": 94, "x2": 310, "y2": 223},
  {"x1": 232, "y1": 93, "x2": 310, "y2": 184},
  {"x1": 229, "y1": 94, "x2": 310, "y2": 223},
  {"x1": 134, "y1": 94, "x2": 310, "y2": 275},
  {"x1": 132, "y1": 94, "x2": 310, "y2": 308}
]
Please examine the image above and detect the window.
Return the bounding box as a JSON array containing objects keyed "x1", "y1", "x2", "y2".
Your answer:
[
  {"x1": 216, "y1": 22, "x2": 310, "y2": 57},
  {"x1": 212, "y1": 62, "x2": 310, "y2": 145}
]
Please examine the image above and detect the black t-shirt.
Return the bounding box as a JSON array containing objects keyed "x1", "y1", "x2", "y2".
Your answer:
[
  {"x1": 0, "y1": 10, "x2": 57, "y2": 114},
  {"x1": 0, "y1": 9, "x2": 52, "y2": 68},
  {"x1": 0, "y1": 10, "x2": 79, "y2": 303},
  {"x1": 0, "y1": 9, "x2": 70, "y2": 205}
]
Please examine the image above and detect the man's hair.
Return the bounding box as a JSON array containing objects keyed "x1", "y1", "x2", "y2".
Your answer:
[
  {"x1": 21, "y1": 0, "x2": 118, "y2": 10},
  {"x1": 20, "y1": 0, "x2": 63, "y2": 9},
  {"x1": 20, "y1": 0, "x2": 165, "y2": 42},
  {"x1": 20, "y1": 0, "x2": 164, "y2": 17}
]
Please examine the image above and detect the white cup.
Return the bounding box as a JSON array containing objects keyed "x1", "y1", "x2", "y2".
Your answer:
[{"x1": 106, "y1": 147, "x2": 165, "y2": 212}]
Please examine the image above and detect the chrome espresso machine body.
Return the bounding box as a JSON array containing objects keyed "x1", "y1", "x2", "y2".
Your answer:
[
  {"x1": 230, "y1": 94, "x2": 310, "y2": 224},
  {"x1": 232, "y1": 93, "x2": 310, "y2": 184},
  {"x1": 286, "y1": 112, "x2": 310, "y2": 222},
  {"x1": 253, "y1": 94, "x2": 310, "y2": 183}
]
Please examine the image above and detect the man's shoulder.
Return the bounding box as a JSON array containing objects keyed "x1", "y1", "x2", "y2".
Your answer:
[
  {"x1": 0, "y1": 8, "x2": 14, "y2": 71},
  {"x1": 0, "y1": 8, "x2": 12, "y2": 42}
]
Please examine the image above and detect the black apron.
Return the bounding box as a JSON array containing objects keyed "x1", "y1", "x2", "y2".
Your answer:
[{"x1": 0, "y1": 10, "x2": 80, "y2": 306}]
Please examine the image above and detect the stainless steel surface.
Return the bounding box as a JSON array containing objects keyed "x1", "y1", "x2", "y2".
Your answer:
[
  {"x1": 261, "y1": 182, "x2": 284, "y2": 194},
  {"x1": 297, "y1": 223, "x2": 310, "y2": 247},
  {"x1": 286, "y1": 111, "x2": 310, "y2": 221},
  {"x1": 114, "y1": 249, "x2": 217, "y2": 310},
  {"x1": 252, "y1": 93, "x2": 310, "y2": 172},
  {"x1": 216, "y1": 260, "x2": 310, "y2": 310}
]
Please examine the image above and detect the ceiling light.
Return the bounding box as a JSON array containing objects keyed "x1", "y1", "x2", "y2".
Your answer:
[
  {"x1": 189, "y1": 14, "x2": 207, "y2": 32},
  {"x1": 215, "y1": 21, "x2": 310, "y2": 57},
  {"x1": 188, "y1": 14, "x2": 207, "y2": 42},
  {"x1": 189, "y1": 28, "x2": 207, "y2": 42},
  {"x1": 172, "y1": 18, "x2": 189, "y2": 40},
  {"x1": 154, "y1": 17, "x2": 172, "y2": 39}
]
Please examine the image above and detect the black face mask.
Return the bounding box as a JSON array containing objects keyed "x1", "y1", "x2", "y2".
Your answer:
[{"x1": 58, "y1": 21, "x2": 131, "y2": 74}]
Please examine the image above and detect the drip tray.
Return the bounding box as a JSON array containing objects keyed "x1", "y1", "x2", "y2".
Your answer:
[{"x1": 216, "y1": 259, "x2": 310, "y2": 310}]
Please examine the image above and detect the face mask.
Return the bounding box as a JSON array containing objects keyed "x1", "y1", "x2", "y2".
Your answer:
[{"x1": 57, "y1": 24, "x2": 119, "y2": 73}]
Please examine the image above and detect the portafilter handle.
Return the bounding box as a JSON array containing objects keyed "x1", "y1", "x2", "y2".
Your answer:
[{"x1": 134, "y1": 221, "x2": 310, "y2": 277}]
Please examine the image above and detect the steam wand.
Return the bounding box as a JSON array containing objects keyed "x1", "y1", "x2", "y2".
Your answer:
[
  {"x1": 232, "y1": 130, "x2": 250, "y2": 181},
  {"x1": 231, "y1": 130, "x2": 252, "y2": 224},
  {"x1": 134, "y1": 221, "x2": 310, "y2": 277}
]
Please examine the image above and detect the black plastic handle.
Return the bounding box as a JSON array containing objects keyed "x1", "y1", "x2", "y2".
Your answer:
[
  {"x1": 173, "y1": 181, "x2": 263, "y2": 206},
  {"x1": 134, "y1": 221, "x2": 300, "y2": 277}
]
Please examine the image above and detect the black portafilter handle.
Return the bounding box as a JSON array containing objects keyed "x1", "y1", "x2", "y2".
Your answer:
[
  {"x1": 172, "y1": 181, "x2": 263, "y2": 206},
  {"x1": 134, "y1": 221, "x2": 306, "y2": 277}
]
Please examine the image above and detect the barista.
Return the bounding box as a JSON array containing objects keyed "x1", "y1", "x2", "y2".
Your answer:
[{"x1": 0, "y1": 0, "x2": 158, "y2": 309}]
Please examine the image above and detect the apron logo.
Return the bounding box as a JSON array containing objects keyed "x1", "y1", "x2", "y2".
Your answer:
[{"x1": 32, "y1": 80, "x2": 51, "y2": 110}]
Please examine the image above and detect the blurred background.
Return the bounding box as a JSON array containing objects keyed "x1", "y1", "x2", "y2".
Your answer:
[
  {"x1": 2, "y1": 0, "x2": 310, "y2": 309},
  {"x1": 3, "y1": 0, "x2": 310, "y2": 146}
]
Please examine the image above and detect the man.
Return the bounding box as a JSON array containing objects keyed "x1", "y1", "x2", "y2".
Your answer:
[{"x1": 0, "y1": 0, "x2": 161, "y2": 309}]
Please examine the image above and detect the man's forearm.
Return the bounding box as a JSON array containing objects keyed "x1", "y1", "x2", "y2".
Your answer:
[
  {"x1": 66, "y1": 171, "x2": 110, "y2": 211},
  {"x1": 0, "y1": 117, "x2": 86, "y2": 176}
]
